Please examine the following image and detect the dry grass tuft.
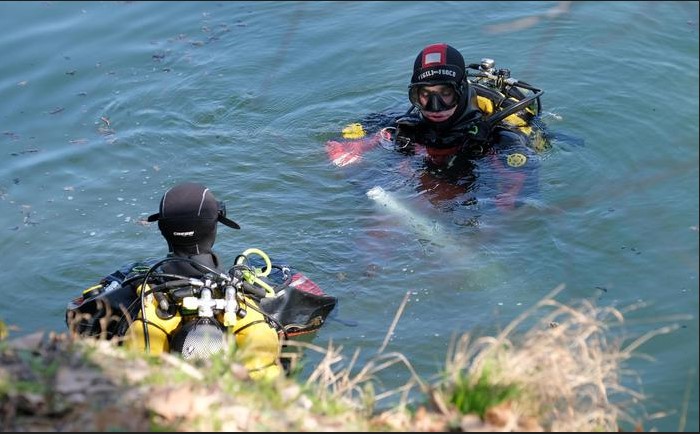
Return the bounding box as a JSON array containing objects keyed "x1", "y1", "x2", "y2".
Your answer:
[
  {"x1": 289, "y1": 290, "x2": 428, "y2": 416},
  {"x1": 301, "y1": 285, "x2": 680, "y2": 431}
]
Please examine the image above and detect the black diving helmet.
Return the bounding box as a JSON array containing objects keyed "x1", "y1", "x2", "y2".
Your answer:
[
  {"x1": 408, "y1": 43, "x2": 468, "y2": 114},
  {"x1": 147, "y1": 182, "x2": 240, "y2": 257}
]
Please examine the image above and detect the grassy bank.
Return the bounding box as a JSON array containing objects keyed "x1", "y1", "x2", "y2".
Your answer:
[{"x1": 0, "y1": 286, "x2": 679, "y2": 431}]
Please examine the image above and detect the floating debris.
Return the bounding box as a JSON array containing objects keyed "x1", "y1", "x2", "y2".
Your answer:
[{"x1": 10, "y1": 148, "x2": 40, "y2": 156}]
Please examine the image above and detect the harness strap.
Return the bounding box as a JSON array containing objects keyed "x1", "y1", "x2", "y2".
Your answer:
[
  {"x1": 426, "y1": 145, "x2": 460, "y2": 158},
  {"x1": 233, "y1": 319, "x2": 269, "y2": 335}
]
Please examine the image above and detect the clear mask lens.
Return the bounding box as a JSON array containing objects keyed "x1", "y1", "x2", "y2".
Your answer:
[{"x1": 409, "y1": 85, "x2": 459, "y2": 112}]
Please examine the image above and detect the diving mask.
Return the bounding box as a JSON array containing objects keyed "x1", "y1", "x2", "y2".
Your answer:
[{"x1": 408, "y1": 83, "x2": 460, "y2": 113}]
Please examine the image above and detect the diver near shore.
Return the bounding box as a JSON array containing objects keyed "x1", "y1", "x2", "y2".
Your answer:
[{"x1": 66, "y1": 182, "x2": 337, "y2": 380}]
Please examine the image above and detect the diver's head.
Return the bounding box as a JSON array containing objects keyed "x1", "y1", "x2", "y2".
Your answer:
[
  {"x1": 147, "y1": 182, "x2": 239, "y2": 256},
  {"x1": 409, "y1": 43, "x2": 468, "y2": 124}
]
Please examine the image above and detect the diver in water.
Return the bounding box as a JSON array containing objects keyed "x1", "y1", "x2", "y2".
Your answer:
[
  {"x1": 327, "y1": 43, "x2": 547, "y2": 212},
  {"x1": 66, "y1": 182, "x2": 283, "y2": 380}
]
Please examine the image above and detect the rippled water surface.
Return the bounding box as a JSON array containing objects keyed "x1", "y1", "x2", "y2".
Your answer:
[{"x1": 0, "y1": 2, "x2": 697, "y2": 430}]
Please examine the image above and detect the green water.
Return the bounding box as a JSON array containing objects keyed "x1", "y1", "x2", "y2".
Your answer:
[{"x1": 0, "y1": 2, "x2": 697, "y2": 430}]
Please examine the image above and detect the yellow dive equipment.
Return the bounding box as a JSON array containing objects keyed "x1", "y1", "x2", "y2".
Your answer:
[
  {"x1": 123, "y1": 283, "x2": 182, "y2": 354},
  {"x1": 342, "y1": 122, "x2": 366, "y2": 139},
  {"x1": 235, "y1": 248, "x2": 276, "y2": 297},
  {"x1": 121, "y1": 249, "x2": 283, "y2": 381}
]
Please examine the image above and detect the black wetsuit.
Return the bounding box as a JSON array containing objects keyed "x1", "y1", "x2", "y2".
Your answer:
[{"x1": 389, "y1": 95, "x2": 541, "y2": 210}]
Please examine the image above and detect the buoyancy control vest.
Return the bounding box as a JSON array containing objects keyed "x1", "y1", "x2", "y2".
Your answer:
[{"x1": 66, "y1": 252, "x2": 337, "y2": 380}]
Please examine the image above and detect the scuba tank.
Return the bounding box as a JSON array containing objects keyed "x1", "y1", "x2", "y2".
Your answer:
[{"x1": 66, "y1": 248, "x2": 337, "y2": 380}]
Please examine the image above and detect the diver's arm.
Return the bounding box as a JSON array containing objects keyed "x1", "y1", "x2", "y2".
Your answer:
[
  {"x1": 326, "y1": 132, "x2": 382, "y2": 167},
  {"x1": 326, "y1": 109, "x2": 415, "y2": 167},
  {"x1": 393, "y1": 114, "x2": 421, "y2": 155}
]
